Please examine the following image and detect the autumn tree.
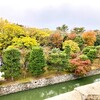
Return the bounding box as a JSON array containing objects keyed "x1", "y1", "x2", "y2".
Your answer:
[
  {"x1": 49, "y1": 33, "x2": 63, "y2": 49},
  {"x1": 82, "y1": 31, "x2": 96, "y2": 46},
  {"x1": 63, "y1": 40, "x2": 80, "y2": 53}
]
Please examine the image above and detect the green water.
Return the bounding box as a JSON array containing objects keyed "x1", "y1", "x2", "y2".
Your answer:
[{"x1": 0, "y1": 74, "x2": 100, "y2": 100}]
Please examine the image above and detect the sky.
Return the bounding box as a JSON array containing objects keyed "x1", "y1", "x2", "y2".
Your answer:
[{"x1": 0, "y1": 0, "x2": 100, "y2": 30}]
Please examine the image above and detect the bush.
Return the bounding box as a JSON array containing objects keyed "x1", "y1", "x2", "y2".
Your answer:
[
  {"x1": 74, "y1": 36, "x2": 84, "y2": 49},
  {"x1": 1, "y1": 48, "x2": 21, "y2": 80},
  {"x1": 87, "y1": 49, "x2": 97, "y2": 62},
  {"x1": 82, "y1": 46, "x2": 97, "y2": 62},
  {"x1": 28, "y1": 46, "x2": 45, "y2": 76},
  {"x1": 64, "y1": 45, "x2": 71, "y2": 59},
  {"x1": 94, "y1": 34, "x2": 100, "y2": 46},
  {"x1": 47, "y1": 50, "x2": 70, "y2": 72},
  {"x1": 63, "y1": 40, "x2": 80, "y2": 53},
  {"x1": 79, "y1": 54, "x2": 89, "y2": 61},
  {"x1": 70, "y1": 58, "x2": 91, "y2": 76},
  {"x1": 82, "y1": 46, "x2": 95, "y2": 54}
]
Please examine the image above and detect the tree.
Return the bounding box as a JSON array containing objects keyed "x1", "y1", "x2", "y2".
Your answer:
[
  {"x1": 1, "y1": 48, "x2": 21, "y2": 81},
  {"x1": 47, "y1": 48, "x2": 70, "y2": 73},
  {"x1": 56, "y1": 24, "x2": 68, "y2": 32},
  {"x1": 71, "y1": 27, "x2": 85, "y2": 34},
  {"x1": 12, "y1": 37, "x2": 38, "y2": 49},
  {"x1": 63, "y1": 40, "x2": 80, "y2": 53},
  {"x1": 49, "y1": 33, "x2": 63, "y2": 49},
  {"x1": 28, "y1": 46, "x2": 45, "y2": 76},
  {"x1": 94, "y1": 34, "x2": 100, "y2": 46},
  {"x1": 82, "y1": 31, "x2": 96, "y2": 46}
]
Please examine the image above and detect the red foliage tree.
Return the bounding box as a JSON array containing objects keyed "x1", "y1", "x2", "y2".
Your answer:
[{"x1": 70, "y1": 58, "x2": 91, "y2": 76}]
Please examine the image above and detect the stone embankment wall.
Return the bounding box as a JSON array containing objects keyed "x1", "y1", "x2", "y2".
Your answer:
[
  {"x1": 46, "y1": 82, "x2": 100, "y2": 100},
  {"x1": 0, "y1": 69, "x2": 100, "y2": 96}
]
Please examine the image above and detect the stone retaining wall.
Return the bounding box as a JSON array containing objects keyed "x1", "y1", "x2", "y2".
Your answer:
[{"x1": 0, "y1": 69, "x2": 100, "y2": 96}]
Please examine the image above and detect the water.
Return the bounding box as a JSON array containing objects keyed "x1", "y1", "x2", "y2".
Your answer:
[{"x1": 0, "y1": 74, "x2": 100, "y2": 100}]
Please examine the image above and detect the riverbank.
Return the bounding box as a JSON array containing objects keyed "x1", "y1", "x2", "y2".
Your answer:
[
  {"x1": 0, "y1": 68, "x2": 100, "y2": 96},
  {"x1": 45, "y1": 81, "x2": 100, "y2": 100}
]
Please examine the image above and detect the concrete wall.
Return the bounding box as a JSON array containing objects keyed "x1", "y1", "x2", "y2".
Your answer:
[
  {"x1": 0, "y1": 69, "x2": 100, "y2": 96},
  {"x1": 46, "y1": 82, "x2": 100, "y2": 100}
]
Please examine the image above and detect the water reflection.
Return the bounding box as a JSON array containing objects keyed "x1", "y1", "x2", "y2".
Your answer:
[{"x1": 0, "y1": 75, "x2": 100, "y2": 100}]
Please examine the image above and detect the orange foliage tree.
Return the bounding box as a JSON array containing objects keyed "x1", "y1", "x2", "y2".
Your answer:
[
  {"x1": 67, "y1": 33, "x2": 76, "y2": 40},
  {"x1": 49, "y1": 33, "x2": 63, "y2": 49},
  {"x1": 82, "y1": 31, "x2": 96, "y2": 46}
]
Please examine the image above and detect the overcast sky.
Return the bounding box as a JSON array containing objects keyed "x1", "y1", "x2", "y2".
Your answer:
[{"x1": 0, "y1": 0, "x2": 100, "y2": 30}]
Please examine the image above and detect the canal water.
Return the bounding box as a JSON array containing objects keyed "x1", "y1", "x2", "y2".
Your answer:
[{"x1": 0, "y1": 74, "x2": 100, "y2": 100}]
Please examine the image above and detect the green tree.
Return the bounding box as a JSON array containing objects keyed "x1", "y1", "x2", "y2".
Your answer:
[
  {"x1": 28, "y1": 46, "x2": 45, "y2": 76},
  {"x1": 71, "y1": 27, "x2": 85, "y2": 34},
  {"x1": 1, "y1": 48, "x2": 21, "y2": 81},
  {"x1": 56, "y1": 24, "x2": 68, "y2": 32}
]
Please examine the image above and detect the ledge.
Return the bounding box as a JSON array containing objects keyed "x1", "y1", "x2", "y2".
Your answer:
[{"x1": 0, "y1": 68, "x2": 100, "y2": 96}]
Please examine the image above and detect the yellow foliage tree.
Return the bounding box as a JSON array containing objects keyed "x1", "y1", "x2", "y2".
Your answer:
[
  {"x1": 12, "y1": 37, "x2": 38, "y2": 49},
  {"x1": 63, "y1": 40, "x2": 80, "y2": 53}
]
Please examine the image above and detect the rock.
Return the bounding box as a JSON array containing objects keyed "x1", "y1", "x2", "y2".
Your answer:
[{"x1": 45, "y1": 90, "x2": 82, "y2": 100}]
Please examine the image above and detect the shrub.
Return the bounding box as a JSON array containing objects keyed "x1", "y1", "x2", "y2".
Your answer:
[
  {"x1": 79, "y1": 54, "x2": 89, "y2": 61},
  {"x1": 63, "y1": 40, "x2": 80, "y2": 53},
  {"x1": 94, "y1": 34, "x2": 100, "y2": 46},
  {"x1": 74, "y1": 36, "x2": 84, "y2": 49},
  {"x1": 70, "y1": 58, "x2": 91, "y2": 76},
  {"x1": 64, "y1": 45, "x2": 71, "y2": 59},
  {"x1": 87, "y1": 49, "x2": 97, "y2": 62},
  {"x1": 82, "y1": 46, "x2": 95, "y2": 55},
  {"x1": 82, "y1": 46, "x2": 97, "y2": 62},
  {"x1": 1, "y1": 48, "x2": 21, "y2": 80},
  {"x1": 82, "y1": 31, "x2": 96, "y2": 46},
  {"x1": 28, "y1": 46, "x2": 45, "y2": 76},
  {"x1": 47, "y1": 49, "x2": 70, "y2": 72}
]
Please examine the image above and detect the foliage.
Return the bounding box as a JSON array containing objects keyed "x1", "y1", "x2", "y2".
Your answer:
[
  {"x1": 64, "y1": 45, "x2": 71, "y2": 59},
  {"x1": 28, "y1": 46, "x2": 45, "y2": 76},
  {"x1": 87, "y1": 49, "x2": 97, "y2": 62},
  {"x1": 0, "y1": 18, "x2": 9, "y2": 33},
  {"x1": 94, "y1": 34, "x2": 100, "y2": 46},
  {"x1": 1, "y1": 48, "x2": 21, "y2": 80},
  {"x1": 82, "y1": 31, "x2": 96, "y2": 46},
  {"x1": 96, "y1": 46, "x2": 100, "y2": 57},
  {"x1": 56, "y1": 24, "x2": 68, "y2": 32},
  {"x1": 70, "y1": 58, "x2": 91, "y2": 76},
  {"x1": 74, "y1": 36, "x2": 84, "y2": 49},
  {"x1": 0, "y1": 23, "x2": 25, "y2": 54},
  {"x1": 82, "y1": 46, "x2": 97, "y2": 62},
  {"x1": 71, "y1": 27, "x2": 85, "y2": 34},
  {"x1": 79, "y1": 54, "x2": 89, "y2": 61},
  {"x1": 47, "y1": 50, "x2": 69, "y2": 72},
  {"x1": 49, "y1": 33, "x2": 63, "y2": 49},
  {"x1": 67, "y1": 33, "x2": 76, "y2": 40},
  {"x1": 12, "y1": 37, "x2": 38, "y2": 49},
  {"x1": 26, "y1": 28, "x2": 51, "y2": 46},
  {"x1": 63, "y1": 40, "x2": 80, "y2": 53}
]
